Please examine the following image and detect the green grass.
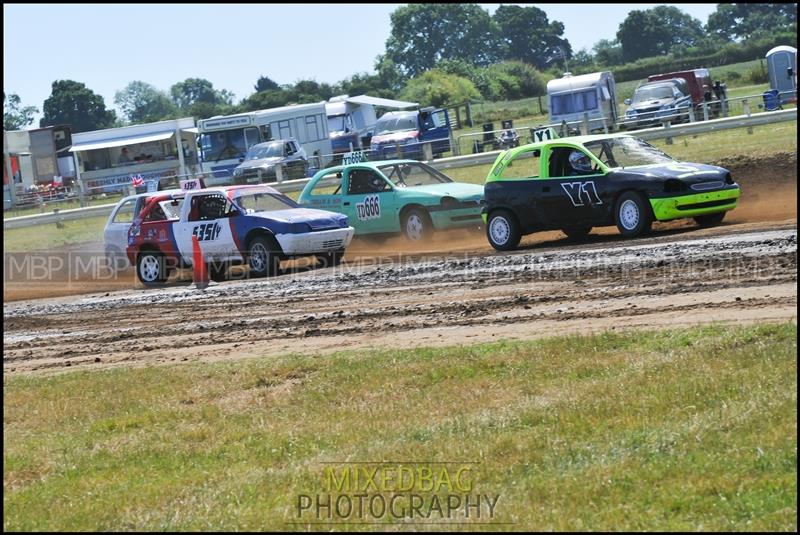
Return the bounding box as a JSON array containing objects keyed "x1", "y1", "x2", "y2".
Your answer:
[
  {"x1": 2, "y1": 215, "x2": 108, "y2": 253},
  {"x1": 3, "y1": 194, "x2": 125, "y2": 220},
  {"x1": 3, "y1": 322, "x2": 796, "y2": 530}
]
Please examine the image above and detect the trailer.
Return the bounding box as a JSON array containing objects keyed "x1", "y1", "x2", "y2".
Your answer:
[{"x1": 546, "y1": 71, "x2": 618, "y2": 133}]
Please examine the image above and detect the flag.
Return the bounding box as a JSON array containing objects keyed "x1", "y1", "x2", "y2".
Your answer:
[{"x1": 131, "y1": 174, "x2": 144, "y2": 187}]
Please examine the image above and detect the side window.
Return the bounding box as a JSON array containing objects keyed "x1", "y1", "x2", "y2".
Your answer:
[
  {"x1": 189, "y1": 194, "x2": 233, "y2": 221},
  {"x1": 348, "y1": 169, "x2": 389, "y2": 194},
  {"x1": 495, "y1": 149, "x2": 541, "y2": 180},
  {"x1": 113, "y1": 199, "x2": 136, "y2": 223},
  {"x1": 144, "y1": 203, "x2": 167, "y2": 222},
  {"x1": 308, "y1": 172, "x2": 343, "y2": 196}
]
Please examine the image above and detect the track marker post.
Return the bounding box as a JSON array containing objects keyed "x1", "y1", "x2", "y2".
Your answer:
[{"x1": 192, "y1": 235, "x2": 209, "y2": 290}]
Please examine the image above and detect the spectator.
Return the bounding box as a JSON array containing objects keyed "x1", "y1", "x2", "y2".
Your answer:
[{"x1": 118, "y1": 147, "x2": 132, "y2": 165}]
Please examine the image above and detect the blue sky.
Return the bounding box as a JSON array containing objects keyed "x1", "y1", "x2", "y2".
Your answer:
[{"x1": 3, "y1": 3, "x2": 718, "y2": 124}]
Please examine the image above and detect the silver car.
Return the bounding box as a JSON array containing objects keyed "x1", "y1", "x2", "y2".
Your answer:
[{"x1": 232, "y1": 139, "x2": 308, "y2": 183}]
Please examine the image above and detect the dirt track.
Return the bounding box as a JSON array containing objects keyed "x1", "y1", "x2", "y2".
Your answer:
[{"x1": 3, "y1": 153, "x2": 797, "y2": 375}]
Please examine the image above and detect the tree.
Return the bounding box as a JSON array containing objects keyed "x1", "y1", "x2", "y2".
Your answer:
[
  {"x1": 3, "y1": 92, "x2": 39, "y2": 130},
  {"x1": 707, "y1": 3, "x2": 798, "y2": 42},
  {"x1": 170, "y1": 78, "x2": 232, "y2": 110},
  {"x1": 254, "y1": 75, "x2": 280, "y2": 93},
  {"x1": 114, "y1": 81, "x2": 178, "y2": 124},
  {"x1": 592, "y1": 39, "x2": 624, "y2": 66},
  {"x1": 400, "y1": 70, "x2": 481, "y2": 108},
  {"x1": 617, "y1": 6, "x2": 704, "y2": 62},
  {"x1": 170, "y1": 78, "x2": 234, "y2": 120},
  {"x1": 40, "y1": 80, "x2": 116, "y2": 133},
  {"x1": 493, "y1": 5, "x2": 572, "y2": 70},
  {"x1": 385, "y1": 4, "x2": 501, "y2": 77}
]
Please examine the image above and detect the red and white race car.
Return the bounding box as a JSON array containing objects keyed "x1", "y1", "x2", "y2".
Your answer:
[{"x1": 126, "y1": 185, "x2": 354, "y2": 285}]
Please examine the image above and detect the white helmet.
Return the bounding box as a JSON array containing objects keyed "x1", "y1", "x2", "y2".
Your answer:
[{"x1": 569, "y1": 150, "x2": 592, "y2": 173}]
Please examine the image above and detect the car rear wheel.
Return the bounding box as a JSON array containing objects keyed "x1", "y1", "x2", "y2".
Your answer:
[
  {"x1": 694, "y1": 211, "x2": 726, "y2": 228},
  {"x1": 136, "y1": 250, "x2": 168, "y2": 286},
  {"x1": 247, "y1": 235, "x2": 281, "y2": 277},
  {"x1": 615, "y1": 192, "x2": 652, "y2": 238},
  {"x1": 487, "y1": 210, "x2": 521, "y2": 251},
  {"x1": 402, "y1": 208, "x2": 433, "y2": 242}
]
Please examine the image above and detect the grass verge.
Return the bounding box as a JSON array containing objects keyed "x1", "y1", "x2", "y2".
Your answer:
[{"x1": 4, "y1": 322, "x2": 797, "y2": 531}]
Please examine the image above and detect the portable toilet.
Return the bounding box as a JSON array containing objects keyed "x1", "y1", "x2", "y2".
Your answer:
[{"x1": 766, "y1": 45, "x2": 797, "y2": 103}]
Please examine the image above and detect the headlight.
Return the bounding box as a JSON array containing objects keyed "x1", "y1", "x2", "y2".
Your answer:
[{"x1": 626, "y1": 109, "x2": 636, "y2": 116}]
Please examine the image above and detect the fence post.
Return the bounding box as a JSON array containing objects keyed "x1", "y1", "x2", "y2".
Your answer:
[
  {"x1": 422, "y1": 142, "x2": 433, "y2": 162},
  {"x1": 466, "y1": 101, "x2": 473, "y2": 128},
  {"x1": 688, "y1": 105, "x2": 695, "y2": 122},
  {"x1": 275, "y1": 164, "x2": 284, "y2": 183},
  {"x1": 581, "y1": 113, "x2": 590, "y2": 135},
  {"x1": 664, "y1": 121, "x2": 673, "y2": 145},
  {"x1": 703, "y1": 102, "x2": 709, "y2": 122},
  {"x1": 743, "y1": 99, "x2": 753, "y2": 134}
]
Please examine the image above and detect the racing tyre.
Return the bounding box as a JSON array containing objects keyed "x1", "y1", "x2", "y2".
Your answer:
[
  {"x1": 136, "y1": 250, "x2": 168, "y2": 286},
  {"x1": 402, "y1": 208, "x2": 433, "y2": 242},
  {"x1": 614, "y1": 191, "x2": 652, "y2": 238},
  {"x1": 318, "y1": 250, "x2": 345, "y2": 268},
  {"x1": 487, "y1": 210, "x2": 521, "y2": 251},
  {"x1": 693, "y1": 211, "x2": 726, "y2": 228},
  {"x1": 246, "y1": 235, "x2": 281, "y2": 278},
  {"x1": 562, "y1": 226, "x2": 593, "y2": 240}
]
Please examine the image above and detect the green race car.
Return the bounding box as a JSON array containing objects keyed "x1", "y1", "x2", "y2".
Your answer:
[
  {"x1": 482, "y1": 131, "x2": 742, "y2": 250},
  {"x1": 298, "y1": 160, "x2": 484, "y2": 241}
]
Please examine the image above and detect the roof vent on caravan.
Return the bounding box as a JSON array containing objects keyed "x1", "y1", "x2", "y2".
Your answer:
[
  {"x1": 329, "y1": 95, "x2": 350, "y2": 103},
  {"x1": 562, "y1": 72, "x2": 573, "y2": 78}
]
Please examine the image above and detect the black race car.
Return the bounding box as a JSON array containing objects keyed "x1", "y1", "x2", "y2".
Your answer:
[{"x1": 482, "y1": 132, "x2": 741, "y2": 251}]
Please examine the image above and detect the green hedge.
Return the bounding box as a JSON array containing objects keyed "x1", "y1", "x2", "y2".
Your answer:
[{"x1": 606, "y1": 32, "x2": 796, "y2": 83}]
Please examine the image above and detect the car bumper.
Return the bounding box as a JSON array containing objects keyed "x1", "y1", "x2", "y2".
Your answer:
[
  {"x1": 275, "y1": 227, "x2": 355, "y2": 256},
  {"x1": 649, "y1": 187, "x2": 741, "y2": 221}
]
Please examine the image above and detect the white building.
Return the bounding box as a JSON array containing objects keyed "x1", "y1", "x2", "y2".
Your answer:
[{"x1": 70, "y1": 117, "x2": 197, "y2": 195}]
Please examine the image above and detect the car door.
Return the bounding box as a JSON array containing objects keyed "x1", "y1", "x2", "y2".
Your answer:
[
  {"x1": 173, "y1": 192, "x2": 239, "y2": 263},
  {"x1": 340, "y1": 167, "x2": 398, "y2": 234},
  {"x1": 540, "y1": 145, "x2": 609, "y2": 227}
]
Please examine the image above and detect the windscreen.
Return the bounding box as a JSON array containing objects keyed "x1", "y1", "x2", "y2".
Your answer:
[
  {"x1": 632, "y1": 85, "x2": 675, "y2": 103},
  {"x1": 234, "y1": 190, "x2": 298, "y2": 212},
  {"x1": 378, "y1": 162, "x2": 452, "y2": 187},
  {"x1": 374, "y1": 113, "x2": 418, "y2": 135},
  {"x1": 583, "y1": 137, "x2": 675, "y2": 169},
  {"x1": 244, "y1": 142, "x2": 283, "y2": 161}
]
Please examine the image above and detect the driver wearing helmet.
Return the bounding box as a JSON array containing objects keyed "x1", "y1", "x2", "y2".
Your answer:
[{"x1": 568, "y1": 150, "x2": 594, "y2": 176}]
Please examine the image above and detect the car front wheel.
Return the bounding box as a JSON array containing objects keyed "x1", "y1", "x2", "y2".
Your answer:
[
  {"x1": 487, "y1": 210, "x2": 521, "y2": 251},
  {"x1": 615, "y1": 191, "x2": 653, "y2": 238},
  {"x1": 247, "y1": 235, "x2": 281, "y2": 277}
]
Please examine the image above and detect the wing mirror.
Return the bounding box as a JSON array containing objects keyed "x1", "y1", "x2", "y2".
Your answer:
[{"x1": 624, "y1": 98, "x2": 632, "y2": 105}]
